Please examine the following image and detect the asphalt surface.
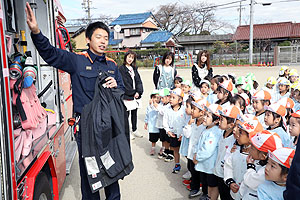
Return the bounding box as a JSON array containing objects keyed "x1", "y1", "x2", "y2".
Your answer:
[{"x1": 59, "y1": 66, "x2": 300, "y2": 200}]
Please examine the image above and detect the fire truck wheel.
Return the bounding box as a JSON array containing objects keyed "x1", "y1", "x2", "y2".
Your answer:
[{"x1": 33, "y1": 172, "x2": 52, "y2": 200}]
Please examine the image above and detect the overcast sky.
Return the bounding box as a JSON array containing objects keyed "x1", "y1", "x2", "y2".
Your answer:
[{"x1": 60, "y1": 0, "x2": 300, "y2": 34}]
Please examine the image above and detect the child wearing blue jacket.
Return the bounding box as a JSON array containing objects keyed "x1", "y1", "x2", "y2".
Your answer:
[
  {"x1": 144, "y1": 90, "x2": 160, "y2": 155},
  {"x1": 193, "y1": 104, "x2": 223, "y2": 200},
  {"x1": 264, "y1": 103, "x2": 292, "y2": 147},
  {"x1": 163, "y1": 88, "x2": 186, "y2": 173}
]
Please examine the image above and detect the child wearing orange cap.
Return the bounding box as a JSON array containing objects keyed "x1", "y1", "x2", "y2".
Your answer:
[
  {"x1": 186, "y1": 98, "x2": 208, "y2": 198},
  {"x1": 224, "y1": 115, "x2": 263, "y2": 200},
  {"x1": 193, "y1": 104, "x2": 223, "y2": 200},
  {"x1": 257, "y1": 147, "x2": 295, "y2": 200},
  {"x1": 239, "y1": 130, "x2": 283, "y2": 200},
  {"x1": 214, "y1": 105, "x2": 241, "y2": 199},
  {"x1": 231, "y1": 93, "x2": 251, "y2": 114},
  {"x1": 288, "y1": 110, "x2": 300, "y2": 149},
  {"x1": 163, "y1": 88, "x2": 186, "y2": 173},
  {"x1": 252, "y1": 90, "x2": 271, "y2": 129},
  {"x1": 264, "y1": 103, "x2": 292, "y2": 147},
  {"x1": 216, "y1": 80, "x2": 234, "y2": 107}
]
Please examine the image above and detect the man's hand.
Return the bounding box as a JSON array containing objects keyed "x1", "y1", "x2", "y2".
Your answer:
[
  {"x1": 134, "y1": 93, "x2": 139, "y2": 99},
  {"x1": 230, "y1": 183, "x2": 239, "y2": 193},
  {"x1": 25, "y1": 2, "x2": 40, "y2": 34},
  {"x1": 105, "y1": 77, "x2": 117, "y2": 88},
  {"x1": 144, "y1": 123, "x2": 148, "y2": 130}
]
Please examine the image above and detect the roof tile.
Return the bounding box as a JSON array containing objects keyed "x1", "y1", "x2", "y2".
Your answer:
[{"x1": 233, "y1": 22, "x2": 300, "y2": 40}]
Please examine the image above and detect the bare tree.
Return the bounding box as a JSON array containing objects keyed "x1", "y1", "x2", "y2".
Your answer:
[
  {"x1": 153, "y1": 3, "x2": 193, "y2": 36},
  {"x1": 153, "y1": 2, "x2": 227, "y2": 36}
]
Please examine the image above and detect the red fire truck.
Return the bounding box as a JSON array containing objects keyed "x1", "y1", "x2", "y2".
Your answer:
[{"x1": 0, "y1": 0, "x2": 76, "y2": 199}]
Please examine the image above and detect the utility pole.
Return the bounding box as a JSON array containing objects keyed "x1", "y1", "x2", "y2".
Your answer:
[
  {"x1": 249, "y1": 0, "x2": 254, "y2": 65},
  {"x1": 82, "y1": 0, "x2": 93, "y2": 21},
  {"x1": 239, "y1": 1, "x2": 242, "y2": 26}
]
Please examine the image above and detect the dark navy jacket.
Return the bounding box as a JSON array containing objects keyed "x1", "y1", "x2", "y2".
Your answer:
[
  {"x1": 31, "y1": 32, "x2": 124, "y2": 114},
  {"x1": 284, "y1": 143, "x2": 300, "y2": 200}
]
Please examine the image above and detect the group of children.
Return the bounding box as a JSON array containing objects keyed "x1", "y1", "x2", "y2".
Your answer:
[{"x1": 144, "y1": 50, "x2": 299, "y2": 200}]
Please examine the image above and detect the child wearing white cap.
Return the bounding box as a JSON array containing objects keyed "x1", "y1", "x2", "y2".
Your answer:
[
  {"x1": 199, "y1": 79, "x2": 211, "y2": 99},
  {"x1": 144, "y1": 90, "x2": 161, "y2": 155},
  {"x1": 264, "y1": 103, "x2": 292, "y2": 147},
  {"x1": 252, "y1": 90, "x2": 271, "y2": 129},
  {"x1": 181, "y1": 79, "x2": 192, "y2": 103},
  {"x1": 194, "y1": 104, "x2": 223, "y2": 200},
  {"x1": 292, "y1": 85, "x2": 300, "y2": 112},
  {"x1": 179, "y1": 97, "x2": 194, "y2": 180},
  {"x1": 278, "y1": 66, "x2": 289, "y2": 80},
  {"x1": 186, "y1": 98, "x2": 209, "y2": 198},
  {"x1": 239, "y1": 130, "x2": 283, "y2": 200},
  {"x1": 262, "y1": 76, "x2": 277, "y2": 95},
  {"x1": 224, "y1": 115, "x2": 263, "y2": 200},
  {"x1": 163, "y1": 88, "x2": 186, "y2": 173},
  {"x1": 273, "y1": 78, "x2": 291, "y2": 103},
  {"x1": 257, "y1": 147, "x2": 295, "y2": 200},
  {"x1": 153, "y1": 88, "x2": 172, "y2": 160}
]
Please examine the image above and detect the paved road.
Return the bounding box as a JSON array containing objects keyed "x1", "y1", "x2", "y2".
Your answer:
[{"x1": 59, "y1": 66, "x2": 299, "y2": 200}]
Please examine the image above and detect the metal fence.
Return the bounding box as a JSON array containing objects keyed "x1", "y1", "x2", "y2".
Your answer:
[
  {"x1": 275, "y1": 46, "x2": 300, "y2": 65},
  {"x1": 211, "y1": 52, "x2": 274, "y2": 65}
]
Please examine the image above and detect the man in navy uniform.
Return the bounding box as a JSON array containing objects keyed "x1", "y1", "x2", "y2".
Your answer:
[{"x1": 26, "y1": 3, "x2": 124, "y2": 200}]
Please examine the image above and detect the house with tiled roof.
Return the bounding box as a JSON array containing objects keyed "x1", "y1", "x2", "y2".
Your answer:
[
  {"x1": 109, "y1": 12, "x2": 175, "y2": 49},
  {"x1": 233, "y1": 22, "x2": 300, "y2": 43}
]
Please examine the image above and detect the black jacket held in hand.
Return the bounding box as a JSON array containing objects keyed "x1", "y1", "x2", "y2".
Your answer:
[
  {"x1": 119, "y1": 65, "x2": 143, "y2": 100},
  {"x1": 191, "y1": 64, "x2": 213, "y2": 88},
  {"x1": 81, "y1": 71, "x2": 133, "y2": 193}
]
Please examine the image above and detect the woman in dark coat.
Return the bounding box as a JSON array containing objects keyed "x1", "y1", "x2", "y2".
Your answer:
[
  {"x1": 191, "y1": 50, "x2": 213, "y2": 88},
  {"x1": 119, "y1": 50, "x2": 143, "y2": 139}
]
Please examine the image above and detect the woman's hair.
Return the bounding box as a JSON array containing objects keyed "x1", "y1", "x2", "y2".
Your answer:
[
  {"x1": 216, "y1": 86, "x2": 233, "y2": 105},
  {"x1": 162, "y1": 52, "x2": 175, "y2": 66},
  {"x1": 230, "y1": 94, "x2": 246, "y2": 114},
  {"x1": 267, "y1": 111, "x2": 286, "y2": 132},
  {"x1": 123, "y1": 50, "x2": 137, "y2": 67},
  {"x1": 197, "y1": 50, "x2": 210, "y2": 70},
  {"x1": 174, "y1": 76, "x2": 183, "y2": 84}
]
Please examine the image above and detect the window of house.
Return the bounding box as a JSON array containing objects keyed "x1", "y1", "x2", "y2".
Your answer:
[{"x1": 130, "y1": 28, "x2": 141, "y2": 36}]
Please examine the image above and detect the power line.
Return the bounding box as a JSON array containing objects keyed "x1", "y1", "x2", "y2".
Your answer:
[{"x1": 199, "y1": 0, "x2": 247, "y2": 10}]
